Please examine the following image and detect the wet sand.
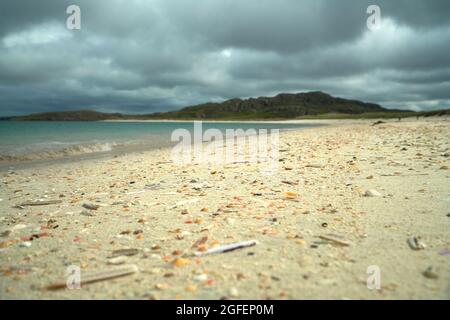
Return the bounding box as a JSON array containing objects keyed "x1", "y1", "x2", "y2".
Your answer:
[{"x1": 0, "y1": 118, "x2": 449, "y2": 299}]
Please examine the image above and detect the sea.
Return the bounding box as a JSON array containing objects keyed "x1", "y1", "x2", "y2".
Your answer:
[{"x1": 0, "y1": 121, "x2": 319, "y2": 165}]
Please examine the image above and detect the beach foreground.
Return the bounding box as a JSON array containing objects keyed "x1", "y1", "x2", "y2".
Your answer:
[{"x1": 0, "y1": 119, "x2": 449, "y2": 299}]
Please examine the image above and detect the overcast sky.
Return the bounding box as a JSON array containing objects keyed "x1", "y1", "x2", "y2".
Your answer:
[{"x1": 0, "y1": 0, "x2": 449, "y2": 116}]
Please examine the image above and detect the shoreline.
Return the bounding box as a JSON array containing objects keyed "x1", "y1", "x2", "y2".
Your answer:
[
  {"x1": 100, "y1": 118, "x2": 393, "y2": 124},
  {"x1": 100, "y1": 119, "x2": 347, "y2": 124},
  {"x1": 0, "y1": 119, "x2": 449, "y2": 299},
  {"x1": 4, "y1": 117, "x2": 443, "y2": 168},
  {"x1": 0, "y1": 121, "x2": 329, "y2": 171},
  {"x1": 2, "y1": 117, "x2": 448, "y2": 171}
]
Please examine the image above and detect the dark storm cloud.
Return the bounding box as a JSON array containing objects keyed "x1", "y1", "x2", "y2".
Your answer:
[{"x1": 0, "y1": 0, "x2": 449, "y2": 116}]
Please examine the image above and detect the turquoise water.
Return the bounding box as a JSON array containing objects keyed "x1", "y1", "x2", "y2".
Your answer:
[{"x1": 0, "y1": 121, "x2": 318, "y2": 161}]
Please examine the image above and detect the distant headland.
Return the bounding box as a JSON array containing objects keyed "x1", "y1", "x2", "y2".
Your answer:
[{"x1": 2, "y1": 91, "x2": 449, "y2": 121}]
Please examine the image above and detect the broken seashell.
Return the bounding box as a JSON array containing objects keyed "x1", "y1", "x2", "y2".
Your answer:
[
  {"x1": 364, "y1": 189, "x2": 382, "y2": 197},
  {"x1": 172, "y1": 257, "x2": 191, "y2": 267},
  {"x1": 284, "y1": 191, "x2": 298, "y2": 199},
  {"x1": 407, "y1": 236, "x2": 426, "y2": 250}
]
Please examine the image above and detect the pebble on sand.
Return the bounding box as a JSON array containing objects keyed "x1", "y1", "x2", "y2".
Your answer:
[
  {"x1": 82, "y1": 203, "x2": 100, "y2": 210},
  {"x1": 194, "y1": 274, "x2": 208, "y2": 282},
  {"x1": 422, "y1": 266, "x2": 439, "y2": 279},
  {"x1": 364, "y1": 189, "x2": 382, "y2": 197},
  {"x1": 229, "y1": 287, "x2": 239, "y2": 297},
  {"x1": 81, "y1": 210, "x2": 95, "y2": 217},
  {"x1": 407, "y1": 236, "x2": 426, "y2": 250},
  {"x1": 172, "y1": 257, "x2": 191, "y2": 267},
  {"x1": 19, "y1": 241, "x2": 32, "y2": 248}
]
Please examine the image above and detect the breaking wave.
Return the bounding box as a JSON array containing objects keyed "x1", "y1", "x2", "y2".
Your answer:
[{"x1": 0, "y1": 141, "x2": 128, "y2": 162}]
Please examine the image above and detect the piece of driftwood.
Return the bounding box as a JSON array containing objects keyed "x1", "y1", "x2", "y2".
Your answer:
[
  {"x1": 319, "y1": 234, "x2": 351, "y2": 247},
  {"x1": 156, "y1": 161, "x2": 172, "y2": 165},
  {"x1": 145, "y1": 183, "x2": 162, "y2": 190},
  {"x1": 305, "y1": 164, "x2": 324, "y2": 168},
  {"x1": 46, "y1": 264, "x2": 138, "y2": 290},
  {"x1": 16, "y1": 199, "x2": 62, "y2": 207},
  {"x1": 194, "y1": 240, "x2": 257, "y2": 257},
  {"x1": 110, "y1": 248, "x2": 139, "y2": 257},
  {"x1": 381, "y1": 173, "x2": 429, "y2": 177},
  {"x1": 169, "y1": 198, "x2": 200, "y2": 209}
]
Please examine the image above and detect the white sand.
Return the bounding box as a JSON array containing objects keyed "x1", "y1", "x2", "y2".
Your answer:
[{"x1": 0, "y1": 118, "x2": 449, "y2": 299}]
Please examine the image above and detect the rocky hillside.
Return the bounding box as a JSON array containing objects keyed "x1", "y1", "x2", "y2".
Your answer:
[
  {"x1": 5, "y1": 92, "x2": 438, "y2": 121},
  {"x1": 150, "y1": 91, "x2": 388, "y2": 119},
  {"x1": 10, "y1": 110, "x2": 127, "y2": 121}
]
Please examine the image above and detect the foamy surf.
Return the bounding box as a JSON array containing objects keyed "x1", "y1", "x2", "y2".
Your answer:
[
  {"x1": 0, "y1": 141, "x2": 125, "y2": 162},
  {"x1": 0, "y1": 120, "x2": 317, "y2": 164}
]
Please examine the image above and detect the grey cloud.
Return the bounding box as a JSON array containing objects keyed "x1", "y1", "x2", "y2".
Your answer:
[{"x1": 0, "y1": 0, "x2": 450, "y2": 116}]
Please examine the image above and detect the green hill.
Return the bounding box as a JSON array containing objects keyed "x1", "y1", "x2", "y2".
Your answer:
[
  {"x1": 11, "y1": 110, "x2": 127, "y2": 121},
  {"x1": 149, "y1": 91, "x2": 391, "y2": 120},
  {"x1": 4, "y1": 91, "x2": 449, "y2": 121}
]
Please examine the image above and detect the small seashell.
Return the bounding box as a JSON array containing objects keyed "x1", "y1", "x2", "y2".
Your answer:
[
  {"x1": 155, "y1": 283, "x2": 170, "y2": 290},
  {"x1": 229, "y1": 287, "x2": 239, "y2": 297},
  {"x1": 172, "y1": 249, "x2": 183, "y2": 256},
  {"x1": 138, "y1": 218, "x2": 148, "y2": 224},
  {"x1": 407, "y1": 236, "x2": 426, "y2": 250},
  {"x1": 185, "y1": 285, "x2": 197, "y2": 292},
  {"x1": 225, "y1": 217, "x2": 235, "y2": 224},
  {"x1": 151, "y1": 244, "x2": 161, "y2": 250},
  {"x1": 12, "y1": 224, "x2": 27, "y2": 232},
  {"x1": 364, "y1": 189, "x2": 382, "y2": 197},
  {"x1": 1, "y1": 230, "x2": 12, "y2": 237},
  {"x1": 172, "y1": 257, "x2": 191, "y2": 267},
  {"x1": 194, "y1": 274, "x2": 208, "y2": 282},
  {"x1": 107, "y1": 256, "x2": 127, "y2": 265},
  {"x1": 285, "y1": 191, "x2": 298, "y2": 199},
  {"x1": 19, "y1": 241, "x2": 32, "y2": 248},
  {"x1": 80, "y1": 210, "x2": 95, "y2": 217},
  {"x1": 82, "y1": 203, "x2": 100, "y2": 210},
  {"x1": 194, "y1": 217, "x2": 204, "y2": 224}
]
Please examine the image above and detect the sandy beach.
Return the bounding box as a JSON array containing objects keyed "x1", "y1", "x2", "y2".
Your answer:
[{"x1": 0, "y1": 118, "x2": 449, "y2": 300}]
